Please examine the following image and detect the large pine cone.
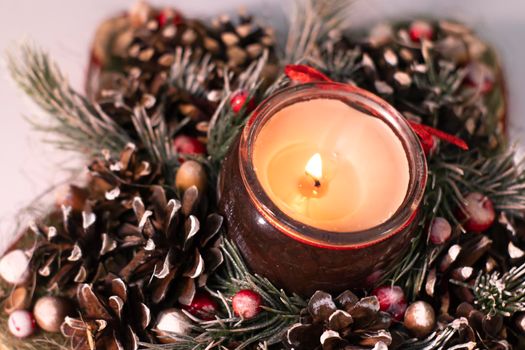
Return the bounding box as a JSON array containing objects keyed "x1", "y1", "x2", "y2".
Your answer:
[
  {"x1": 286, "y1": 290, "x2": 392, "y2": 350},
  {"x1": 310, "y1": 19, "x2": 506, "y2": 151},
  {"x1": 87, "y1": 3, "x2": 277, "y2": 142},
  {"x1": 28, "y1": 144, "x2": 223, "y2": 346}
]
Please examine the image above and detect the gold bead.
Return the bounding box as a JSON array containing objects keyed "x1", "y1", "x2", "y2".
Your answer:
[
  {"x1": 404, "y1": 301, "x2": 436, "y2": 338},
  {"x1": 175, "y1": 160, "x2": 207, "y2": 194}
]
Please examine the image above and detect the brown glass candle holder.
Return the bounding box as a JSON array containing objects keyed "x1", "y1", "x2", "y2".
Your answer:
[{"x1": 218, "y1": 82, "x2": 427, "y2": 296}]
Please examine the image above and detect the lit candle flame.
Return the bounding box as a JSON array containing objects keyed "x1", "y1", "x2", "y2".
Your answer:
[{"x1": 305, "y1": 153, "x2": 323, "y2": 187}]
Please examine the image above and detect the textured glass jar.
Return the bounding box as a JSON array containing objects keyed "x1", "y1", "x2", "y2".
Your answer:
[{"x1": 218, "y1": 82, "x2": 427, "y2": 296}]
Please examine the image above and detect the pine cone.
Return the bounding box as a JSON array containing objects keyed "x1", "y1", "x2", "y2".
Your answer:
[
  {"x1": 87, "y1": 4, "x2": 277, "y2": 143},
  {"x1": 61, "y1": 281, "x2": 152, "y2": 350},
  {"x1": 392, "y1": 317, "x2": 477, "y2": 349},
  {"x1": 427, "y1": 220, "x2": 525, "y2": 347},
  {"x1": 119, "y1": 184, "x2": 223, "y2": 305},
  {"x1": 286, "y1": 290, "x2": 392, "y2": 350},
  {"x1": 206, "y1": 10, "x2": 276, "y2": 72},
  {"x1": 27, "y1": 144, "x2": 223, "y2": 346},
  {"x1": 312, "y1": 20, "x2": 506, "y2": 151},
  {"x1": 454, "y1": 302, "x2": 512, "y2": 350}
]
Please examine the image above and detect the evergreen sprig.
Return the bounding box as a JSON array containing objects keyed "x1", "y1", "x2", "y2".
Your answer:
[
  {"x1": 380, "y1": 148, "x2": 525, "y2": 300},
  {"x1": 452, "y1": 261, "x2": 525, "y2": 317},
  {"x1": 7, "y1": 43, "x2": 131, "y2": 156},
  {"x1": 140, "y1": 240, "x2": 306, "y2": 350},
  {"x1": 206, "y1": 52, "x2": 269, "y2": 169},
  {"x1": 170, "y1": 47, "x2": 216, "y2": 99},
  {"x1": 283, "y1": 0, "x2": 353, "y2": 64},
  {"x1": 131, "y1": 105, "x2": 178, "y2": 184}
]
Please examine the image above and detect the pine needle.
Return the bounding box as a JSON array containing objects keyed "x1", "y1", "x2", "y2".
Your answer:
[
  {"x1": 139, "y1": 240, "x2": 306, "y2": 350},
  {"x1": 7, "y1": 43, "x2": 131, "y2": 156},
  {"x1": 283, "y1": 0, "x2": 353, "y2": 64}
]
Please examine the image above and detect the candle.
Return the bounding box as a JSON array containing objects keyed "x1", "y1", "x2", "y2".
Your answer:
[
  {"x1": 219, "y1": 82, "x2": 427, "y2": 295},
  {"x1": 252, "y1": 98, "x2": 410, "y2": 232}
]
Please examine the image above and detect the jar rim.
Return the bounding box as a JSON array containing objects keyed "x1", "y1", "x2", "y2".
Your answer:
[{"x1": 238, "y1": 82, "x2": 427, "y2": 249}]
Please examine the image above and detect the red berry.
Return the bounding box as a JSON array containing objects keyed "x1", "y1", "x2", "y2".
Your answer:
[
  {"x1": 459, "y1": 192, "x2": 495, "y2": 233},
  {"x1": 429, "y1": 217, "x2": 452, "y2": 245},
  {"x1": 173, "y1": 135, "x2": 206, "y2": 159},
  {"x1": 230, "y1": 90, "x2": 255, "y2": 114},
  {"x1": 156, "y1": 12, "x2": 167, "y2": 27},
  {"x1": 181, "y1": 291, "x2": 218, "y2": 321},
  {"x1": 409, "y1": 20, "x2": 433, "y2": 42},
  {"x1": 372, "y1": 286, "x2": 407, "y2": 321},
  {"x1": 156, "y1": 9, "x2": 183, "y2": 27},
  {"x1": 232, "y1": 289, "x2": 262, "y2": 319},
  {"x1": 172, "y1": 12, "x2": 183, "y2": 26}
]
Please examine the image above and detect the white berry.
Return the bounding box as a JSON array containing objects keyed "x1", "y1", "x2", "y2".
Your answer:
[
  {"x1": 0, "y1": 250, "x2": 30, "y2": 285},
  {"x1": 8, "y1": 310, "x2": 35, "y2": 338}
]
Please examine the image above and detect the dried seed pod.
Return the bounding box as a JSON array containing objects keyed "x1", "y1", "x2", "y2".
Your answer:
[{"x1": 4, "y1": 287, "x2": 30, "y2": 314}]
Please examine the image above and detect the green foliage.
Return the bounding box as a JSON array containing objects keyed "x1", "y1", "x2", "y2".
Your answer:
[
  {"x1": 452, "y1": 261, "x2": 525, "y2": 317},
  {"x1": 380, "y1": 148, "x2": 525, "y2": 300},
  {"x1": 7, "y1": 43, "x2": 131, "y2": 156},
  {"x1": 140, "y1": 240, "x2": 306, "y2": 350}
]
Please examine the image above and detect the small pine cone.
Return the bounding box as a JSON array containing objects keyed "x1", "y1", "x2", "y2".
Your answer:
[
  {"x1": 61, "y1": 281, "x2": 154, "y2": 349},
  {"x1": 118, "y1": 184, "x2": 223, "y2": 306},
  {"x1": 28, "y1": 144, "x2": 160, "y2": 293},
  {"x1": 206, "y1": 10, "x2": 277, "y2": 72},
  {"x1": 329, "y1": 19, "x2": 506, "y2": 151},
  {"x1": 89, "y1": 145, "x2": 223, "y2": 306},
  {"x1": 286, "y1": 290, "x2": 392, "y2": 350},
  {"x1": 455, "y1": 302, "x2": 511, "y2": 349}
]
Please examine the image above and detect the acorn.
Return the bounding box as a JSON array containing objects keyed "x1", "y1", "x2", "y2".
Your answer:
[
  {"x1": 33, "y1": 296, "x2": 74, "y2": 333},
  {"x1": 403, "y1": 301, "x2": 436, "y2": 338},
  {"x1": 175, "y1": 160, "x2": 207, "y2": 194}
]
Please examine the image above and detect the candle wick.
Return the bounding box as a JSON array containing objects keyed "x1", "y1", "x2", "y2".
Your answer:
[{"x1": 314, "y1": 179, "x2": 321, "y2": 188}]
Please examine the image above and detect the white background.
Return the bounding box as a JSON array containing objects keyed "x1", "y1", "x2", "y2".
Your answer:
[{"x1": 0, "y1": 0, "x2": 524, "y2": 254}]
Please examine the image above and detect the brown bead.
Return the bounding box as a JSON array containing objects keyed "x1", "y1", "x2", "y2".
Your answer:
[
  {"x1": 175, "y1": 160, "x2": 207, "y2": 194},
  {"x1": 404, "y1": 301, "x2": 436, "y2": 338},
  {"x1": 34, "y1": 296, "x2": 74, "y2": 333}
]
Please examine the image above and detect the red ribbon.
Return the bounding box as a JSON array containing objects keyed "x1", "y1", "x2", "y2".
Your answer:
[{"x1": 284, "y1": 64, "x2": 469, "y2": 152}]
